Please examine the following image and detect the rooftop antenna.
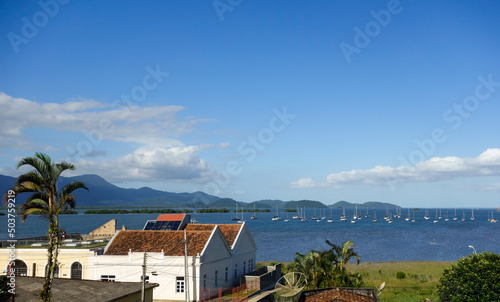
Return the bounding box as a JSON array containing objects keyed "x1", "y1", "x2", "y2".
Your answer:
[{"x1": 275, "y1": 272, "x2": 307, "y2": 301}]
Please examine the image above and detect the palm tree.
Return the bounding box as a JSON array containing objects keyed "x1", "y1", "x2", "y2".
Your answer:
[
  {"x1": 325, "y1": 240, "x2": 361, "y2": 287},
  {"x1": 287, "y1": 240, "x2": 362, "y2": 289},
  {"x1": 3, "y1": 153, "x2": 87, "y2": 301},
  {"x1": 326, "y1": 240, "x2": 360, "y2": 271},
  {"x1": 288, "y1": 250, "x2": 325, "y2": 289}
]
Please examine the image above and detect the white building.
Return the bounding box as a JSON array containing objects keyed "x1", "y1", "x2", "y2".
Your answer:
[{"x1": 93, "y1": 220, "x2": 257, "y2": 302}]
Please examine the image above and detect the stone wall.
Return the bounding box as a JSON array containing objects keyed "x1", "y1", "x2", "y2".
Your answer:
[{"x1": 84, "y1": 219, "x2": 117, "y2": 240}]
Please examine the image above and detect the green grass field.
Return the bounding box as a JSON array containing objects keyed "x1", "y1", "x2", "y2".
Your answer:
[
  {"x1": 347, "y1": 261, "x2": 452, "y2": 302},
  {"x1": 259, "y1": 261, "x2": 453, "y2": 302}
]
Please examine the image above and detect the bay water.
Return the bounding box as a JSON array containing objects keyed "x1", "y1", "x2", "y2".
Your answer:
[{"x1": 2, "y1": 208, "x2": 498, "y2": 263}]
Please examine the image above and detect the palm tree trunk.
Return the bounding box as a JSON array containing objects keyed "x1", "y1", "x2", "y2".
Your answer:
[{"x1": 40, "y1": 220, "x2": 58, "y2": 301}]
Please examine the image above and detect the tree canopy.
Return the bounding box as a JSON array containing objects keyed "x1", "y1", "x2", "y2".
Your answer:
[
  {"x1": 287, "y1": 240, "x2": 362, "y2": 289},
  {"x1": 437, "y1": 251, "x2": 500, "y2": 302}
]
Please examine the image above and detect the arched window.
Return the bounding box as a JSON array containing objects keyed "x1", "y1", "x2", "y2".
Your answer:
[
  {"x1": 45, "y1": 264, "x2": 59, "y2": 278},
  {"x1": 9, "y1": 260, "x2": 28, "y2": 276},
  {"x1": 70, "y1": 262, "x2": 82, "y2": 279}
]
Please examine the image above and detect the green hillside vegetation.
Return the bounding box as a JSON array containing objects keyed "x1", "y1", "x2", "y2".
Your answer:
[
  {"x1": 196, "y1": 208, "x2": 230, "y2": 213},
  {"x1": 284, "y1": 200, "x2": 327, "y2": 208},
  {"x1": 83, "y1": 209, "x2": 193, "y2": 214},
  {"x1": 330, "y1": 200, "x2": 398, "y2": 209},
  {"x1": 207, "y1": 198, "x2": 243, "y2": 208},
  {"x1": 234, "y1": 209, "x2": 271, "y2": 213}
]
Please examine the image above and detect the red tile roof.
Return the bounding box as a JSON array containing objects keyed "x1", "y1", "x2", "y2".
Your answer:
[
  {"x1": 304, "y1": 288, "x2": 377, "y2": 302},
  {"x1": 104, "y1": 230, "x2": 212, "y2": 256},
  {"x1": 185, "y1": 224, "x2": 242, "y2": 247},
  {"x1": 157, "y1": 214, "x2": 185, "y2": 221}
]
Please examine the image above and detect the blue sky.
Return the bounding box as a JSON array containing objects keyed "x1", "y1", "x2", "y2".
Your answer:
[{"x1": 1, "y1": 0, "x2": 500, "y2": 207}]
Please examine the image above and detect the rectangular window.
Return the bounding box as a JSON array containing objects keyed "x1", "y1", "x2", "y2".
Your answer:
[
  {"x1": 243, "y1": 261, "x2": 246, "y2": 275},
  {"x1": 234, "y1": 264, "x2": 238, "y2": 279},
  {"x1": 100, "y1": 275, "x2": 116, "y2": 282},
  {"x1": 176, "y1": 276, "x2": 185, "y2": 293},
  {"x1": 203, "y1": 274, "x2": 207, "y2": 289},
  {"x1": 215, "y1": 270, "x2": 218, "y2": 287},
  {"x1": 249, "y1": 259, "x2": 253, "y2": 272},
  {"x1": 225, "y1": 267, "x2": 228, "y2": 282}
]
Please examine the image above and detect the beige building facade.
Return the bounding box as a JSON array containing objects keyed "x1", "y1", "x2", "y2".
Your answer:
[{"x1": 1, "y1": 248, "x2": 96, "y2": 279}]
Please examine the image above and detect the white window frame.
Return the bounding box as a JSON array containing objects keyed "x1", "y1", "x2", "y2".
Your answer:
[
  {"x1": 100, "y1": 275, "x2": 116, "y2": 282},
  {"x1": 176, "y1": 276, "x2": 185, "y2": 293}
]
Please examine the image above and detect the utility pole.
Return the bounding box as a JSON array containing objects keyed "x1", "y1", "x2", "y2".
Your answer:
[
  {"x1": 141, "y1": 251, "x2": 147, "y2": 302},
  {"x1": 184, "y1": 229, "x2": 189, "y2": 302}
]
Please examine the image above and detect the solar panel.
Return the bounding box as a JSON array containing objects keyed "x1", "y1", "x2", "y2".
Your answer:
[{"x1": 143, "y1": 220, "x2": 182, "y2": 231}]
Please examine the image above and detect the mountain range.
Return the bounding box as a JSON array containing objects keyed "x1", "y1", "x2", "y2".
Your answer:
[{"x1": 0, "y1": 174, "x2": 396, "y2": 209}]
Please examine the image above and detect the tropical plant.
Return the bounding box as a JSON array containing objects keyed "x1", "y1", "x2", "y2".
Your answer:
[
  {"x1": 287, "y1": 240, "x2": 362, "y2": 289},
  {"x1": 326, "y1": 240, "x2": 362, "y2": 287},
  {"x1": 3, "y1": 153, "x2": 87, "y2": 301},
  {"x1": 437, "y1": 251, "x2": 500, "y2": 301}
]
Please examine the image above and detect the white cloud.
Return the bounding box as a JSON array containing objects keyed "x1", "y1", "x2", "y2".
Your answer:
[
  {"x1": 0, "y1": 92, "x2": 237, "y2": 186},
  {"x1": 69, "y1": 144, "x2": 212, "y2": 183},
  {"x1": 0, "y1": 92, "x2": 209, "y2": 148},
  {"x1": 291, "y1": 148, "x2": 500, "y2": 188},
  {"x1": 477, "y1": 183, "x2": 500, "y2": 193},
  {"x1": 290, "y1": 178, "x2": 327, "y2": 188}
]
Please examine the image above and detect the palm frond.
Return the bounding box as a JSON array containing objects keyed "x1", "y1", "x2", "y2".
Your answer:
[
  {"x1": 26, "y1": 193, "x2": 49, "y2": 205},
  {"x1": 19, "y1": 202, "x2": 50, "y2": 222},
  {"x1": 60, "y1": 181, "x2": 88, "y2": 196},
  {"x1": 60, "y1": 194, "x2": 76, "y2": 209},
  {"x1": 18, "y1": 154, "x2": 51, "y2": 179}
]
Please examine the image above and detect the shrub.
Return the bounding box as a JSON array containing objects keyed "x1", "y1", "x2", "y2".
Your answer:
[
  {"x1": 396, "y1": 271, "x2": 406, "y2": 279},
  {"x1": 437, "y1": 251, "x2": 500, "y2": 301}
]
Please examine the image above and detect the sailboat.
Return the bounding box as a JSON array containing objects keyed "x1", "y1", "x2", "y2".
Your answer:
[
  {"x1": 311, "y1": 208, "x2": 318, "y2": 220},
  {"x1": 327, "y1": 208, "x2": 334, "y2": 223},
  {"x1": 372, "y1": 211, "x2": 377, "y2": 222},
  {"x1": 351, "y1": 205, "x2": 358, "y2": 223},
  {"x1": 491, "y1": 211, "x2": 497, "y2": 223},
  {"x1": 470, "y1": 208, "x2": 475, "y2": 221},
  {"x1": 238, "y1": 209, "x2": 244, "y2": 223},
  {"x1": 405, "y1": 208, "x2": 411, "y2": 221},
  {"x1": 340, "y1": 207, "x2": 347, "y2": 222},
  {"x1": 433, "y1": 209, "x2": 439, "y2": 223},
  {"x1": 284, "y1": 212, "x2": 290, "y2": 222},
  {"x1": 293, "y1": 206, "x2": 300, "y2": 219},
  {"x1": 365, "y1": 207, "x2": 369, "y2": 218},
  {"x1": 424, "y1": 209, "x2": 430, "y2": 220},
  {"x1": 453, "y1": 208, "x2": 458, "y2": 221},
  {"x1": 387, "y1": 212, "x2": 393, "y2": 223},
  {"x1": 232, "y1": 203, "x2": 242, "y2": 221},
  {"x1": 444, "y1": 210, "x2": 449, "y2": 222},
  {"x1": 411, "y1": 210, "x2": 415, "y2": 223},
  {"x1": 272, "y1": 205, "x2": 281, "y2": 221},
  {"x1": 301, "y1": 207, "x2": 307, "y2": 221},
  {"x1": 251, "y1": 204, "x2": 257, "y2": 220},
  {"x1": 462, "y1": 209, "x2": 466, "y2": 222}
]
